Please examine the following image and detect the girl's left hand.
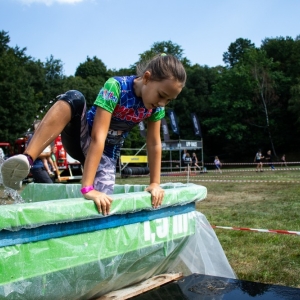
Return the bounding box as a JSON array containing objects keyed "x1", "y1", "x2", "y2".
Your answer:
[{"x1": 145, "y1": 183, "x2": 165, "y2": 209}]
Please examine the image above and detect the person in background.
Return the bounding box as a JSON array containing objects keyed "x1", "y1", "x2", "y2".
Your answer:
[
  {"x1": 254, "y1": 149, "x2": 264, "y2": 172},
  {"x1": 40, "y1": 145, "x2": 55, "y2": 176},
  {"x1": 191, "y1": 152, "x2": 201, "y2": 172},
  {"x1": 265, "y1": 150, "x2": 275, "y2": 171},
  {"x1": 1, "y1": 54, "x2": 186, "y2": 215},
  {"x1": 181, "y1": 149, "x2": 187, "y2": 170},
  {"x1": 184, "y1": 152, "x2": 192, "y2": 163},
  {"x1": 214, "y1": 156, "x2": 222, "y2": 174},
  {"x1": 281, "y1": 154, "x2": 287, "y2": 167},
  {"x1": 184, "y1": 152, "x2": 192, "y2": 174},
  {"x1": 50, "y1": 145, "x2": 61, "y2": 182},
  {"x1": 28, "y1": 120, "x2": 53, "y2": 184}
]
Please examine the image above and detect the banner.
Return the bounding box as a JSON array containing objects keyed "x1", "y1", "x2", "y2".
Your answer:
[
  {"x1": 167, "y1": 109, "x2": 180, "y2": 135},
  {"x1": 138, "y1": 121, "x2": 146, "y2": 138},
  {"x1": 191, "y1": 113, "x2": 202, "y2": 138},
  {"x1": 161, "y1": 118, "x2": 170, "y2": 141},
  {"x1": 120, "y1": 155, "x2": 148, "y2": 163}
]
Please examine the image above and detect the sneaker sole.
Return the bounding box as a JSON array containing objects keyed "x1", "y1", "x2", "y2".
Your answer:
[{"x1": 1, "y1": 155, "x2": 30, "y2": 190}]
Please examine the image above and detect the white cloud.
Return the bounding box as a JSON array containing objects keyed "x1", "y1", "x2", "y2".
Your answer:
[{"x1": 20, "y1": 0, "x2": 85, "y2": 5}]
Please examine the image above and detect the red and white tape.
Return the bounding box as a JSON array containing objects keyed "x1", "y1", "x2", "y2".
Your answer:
[
  {"x1": 160, "y1": 160, "x2": 300, "y2": 165},
  {"x1": 212, "y1": 225, "x2": 300, "y2": 236}
]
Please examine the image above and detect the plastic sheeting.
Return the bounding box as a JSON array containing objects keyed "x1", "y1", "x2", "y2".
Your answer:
[{"x1": 0, "y1": 183, "x2": 235, "y2": 299}]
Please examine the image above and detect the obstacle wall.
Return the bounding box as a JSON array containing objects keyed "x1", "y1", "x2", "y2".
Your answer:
[{"x1": 0, "y1": 183, "x2": 235, "y2": 299}]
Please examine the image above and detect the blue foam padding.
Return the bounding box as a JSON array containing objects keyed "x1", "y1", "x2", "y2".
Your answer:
[{"x1": 0, "y1": 203, "x2": 195, "y2": 247}]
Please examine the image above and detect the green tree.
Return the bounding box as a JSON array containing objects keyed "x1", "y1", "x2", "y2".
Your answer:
[
  {"x1": 170, "y1": 64, "x2": 219, "y2": 141},
  {"x1": 204, "y1": 48, "x2": 285, "y2": 158},
  {"x1": 260, "y1": 36, "x2": 300, "y2": 151},
  {"x1": 139, "y1": 40, "x2": 186, "y2": 61},
  {"x1": 75, "y1": 56, "x2": 109, "y2": 81},
  {"x1": 243, "y1": 49, "x2": 282, "y2": 157},
  {"x1": 0, "y1": 31, "x2": 39, "y2": 142},
  {"x1": 223, "y1": 38, "x2": 255, "y2": 67},
  {"x1": 288, "y1": 79, "x2": 300, "y2": 126},
  {"x1": 32, "y1": 55, "x2": 66, "y2": 118},
  {"x1": 261, "y1": 36, "x2": 300, "y2": 81},
  {"x1": 203, "y1": 65, "x2": 255, "y2": 156},
  {"x1": 133, "y1": 40, "x2": 191, "y2": 70}
]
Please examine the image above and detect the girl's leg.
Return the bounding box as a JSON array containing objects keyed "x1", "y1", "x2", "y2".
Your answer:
[
  {"x1": 1, "y1": 90, "x2": 85, "y2": 190},
  {"x1": 1, "y1": 101, "x2": 71, "y2": 190},
  {"x1": 25, "y1": 101, "x2": 71, "y2": 160}
]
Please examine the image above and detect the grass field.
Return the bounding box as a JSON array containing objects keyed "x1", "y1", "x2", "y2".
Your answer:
[
  {"x1": 117, "y1": 166, "x2": 300, "y2": 288},
  {"x1": 1, "y1": 166, "x2": 300, "y2": 288}
]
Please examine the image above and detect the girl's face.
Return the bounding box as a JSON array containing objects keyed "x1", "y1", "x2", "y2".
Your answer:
[{"x1": 140, "y1": 72, "x2": 183, "y2": 110}]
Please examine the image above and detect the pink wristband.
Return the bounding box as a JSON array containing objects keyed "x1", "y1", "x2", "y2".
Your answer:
[{"x1": 81, "y1": 185, "x2": 94, "y2": 194}]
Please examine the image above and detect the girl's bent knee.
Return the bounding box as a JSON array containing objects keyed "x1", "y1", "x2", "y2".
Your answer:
[{"x1": 58, "y1": 90, "x2": 86, "y2": 119}]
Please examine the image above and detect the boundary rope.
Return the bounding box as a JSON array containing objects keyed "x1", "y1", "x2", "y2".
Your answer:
[{"x1": 211, "y1": 225, "x2": 300, "y2": 236}]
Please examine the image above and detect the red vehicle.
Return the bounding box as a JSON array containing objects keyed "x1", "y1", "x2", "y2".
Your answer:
[
  {"x1": 54, "y1": 135, "x2": 83, "y2": 181},
  {"x1": 13, "y1": 135, "x2": 82, "y2": 182},
  {"x1": 14, "y1": 137, "x2": 29, "y2": 155},
  {"x1": 0, "y1": 142, "x2": 13, "y2": 159}
]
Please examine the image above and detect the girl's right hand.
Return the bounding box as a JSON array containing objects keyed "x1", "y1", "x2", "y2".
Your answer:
[{"x1": 83, "y1": 190, "x2": 113, "y2": 215}]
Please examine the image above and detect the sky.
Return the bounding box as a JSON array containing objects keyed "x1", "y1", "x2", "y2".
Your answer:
[{"x1": 1, "y1": 0, "x2": 299, "y2": 76}]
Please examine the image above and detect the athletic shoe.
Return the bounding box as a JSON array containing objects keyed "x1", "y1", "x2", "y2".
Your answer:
[{"x1": 1, "y1": 154, "x2": 30, "y2": 190}]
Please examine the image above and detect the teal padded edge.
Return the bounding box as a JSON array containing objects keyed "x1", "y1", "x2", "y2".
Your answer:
[
  {"x1": 0, "y1": 203, "x2": 195, "y2": 247},
  {"x1": 0, "y1": 183, "x2": 207, "y2": 230}
]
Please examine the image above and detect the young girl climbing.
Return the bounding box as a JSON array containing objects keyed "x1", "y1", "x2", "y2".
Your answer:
[{"x1": 1, "y1": 54, "x2": 186, "y2": 215}]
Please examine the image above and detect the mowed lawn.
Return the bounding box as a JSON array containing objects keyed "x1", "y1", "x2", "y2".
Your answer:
[{"x1": 117, "y1": 167, "x2": 300, "y2": 288}]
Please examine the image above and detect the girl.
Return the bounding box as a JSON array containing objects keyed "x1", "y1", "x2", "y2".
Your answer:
[
  {"x1": 191, "y1": 152, "x2": 201, "y2": 172},
  {"x1": 254, "y1": 149, "x2": 264, "y2": 172},
  {"x1": 214, "y1": 156, "x2": 222, "y2": 174},
  {"x1": 1, "y1": 54, "x2": 186, "y2": 215}
]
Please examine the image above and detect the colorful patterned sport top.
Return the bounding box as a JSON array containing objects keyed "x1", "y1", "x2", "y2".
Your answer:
[{"x1": 87, "y1": 76, "x2": 165, "y2": 133}]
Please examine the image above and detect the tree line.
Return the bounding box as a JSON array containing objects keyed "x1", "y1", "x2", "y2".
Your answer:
[{"x1": 1, "y1": 30, "x2": 300, "y2": 162}]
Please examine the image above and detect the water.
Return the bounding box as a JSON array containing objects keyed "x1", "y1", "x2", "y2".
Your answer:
[{"x1": 0, "y1": 157, "x2": 25, "y2": 204}]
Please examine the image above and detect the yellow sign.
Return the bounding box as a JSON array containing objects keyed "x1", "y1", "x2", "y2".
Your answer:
[{"x1": 120, "y1": 156, "x2": 148, "y2": 163}]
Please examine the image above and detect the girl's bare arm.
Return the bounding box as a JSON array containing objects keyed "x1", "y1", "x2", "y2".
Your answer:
[{"x1": 145, "y1": 120, "x2": 164, "y2": 208}]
